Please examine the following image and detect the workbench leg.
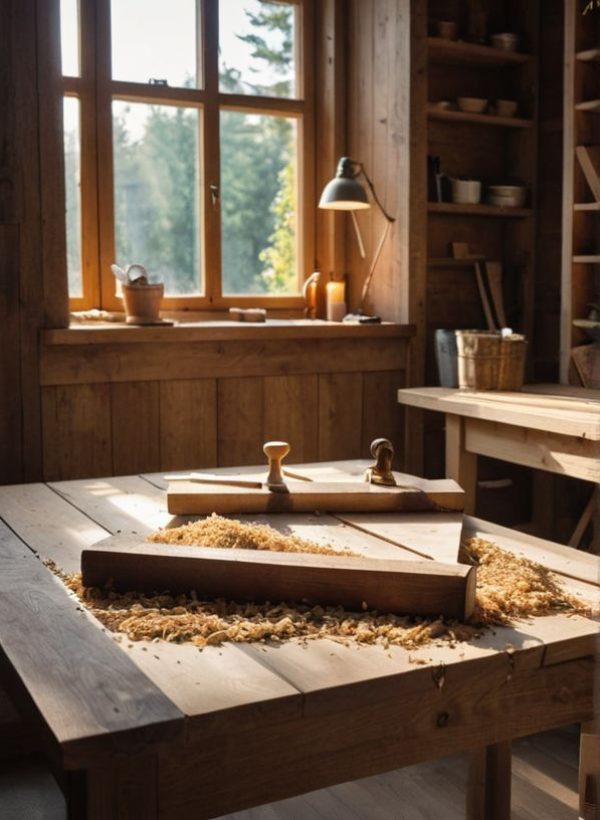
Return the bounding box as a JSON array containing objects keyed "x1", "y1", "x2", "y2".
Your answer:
[
  {"x1": 466, "y1": 741, "x2": 511, "y2": 820},
  {"x1": 580, "y1": 720, "x2": 600, "y2": 820},
  {"x1": 82, "y1": 755, "x2": 158, "y2": 819},
  {"x1": 445, "y1": 415, "x2": 477, "y2": 515}
]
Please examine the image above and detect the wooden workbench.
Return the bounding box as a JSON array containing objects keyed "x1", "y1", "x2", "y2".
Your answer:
[
  {"x1": 397, "y1": 384, "x2": 600, "y2": 516},
  {"x1": 0, "y1": 460, "x2": 598, "y2": 819}
]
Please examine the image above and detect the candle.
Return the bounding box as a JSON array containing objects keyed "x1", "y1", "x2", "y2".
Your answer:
[{"x1": 326, "y1": 277, "x2": 346, "y2": 322}]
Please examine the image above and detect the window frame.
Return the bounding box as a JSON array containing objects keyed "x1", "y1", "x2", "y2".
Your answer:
[{"x1": 63, "y1": 0, "x2": 314, "y2": 312}]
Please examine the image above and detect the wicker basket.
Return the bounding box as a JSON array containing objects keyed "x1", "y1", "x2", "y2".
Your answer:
[{"x1": 455, "y1": 330, "x2": 527, "y2": 390}]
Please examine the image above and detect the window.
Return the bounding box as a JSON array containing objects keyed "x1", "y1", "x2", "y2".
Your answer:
[{"x1": 60, "y1": 0, "x2": 313, "y2": 311}]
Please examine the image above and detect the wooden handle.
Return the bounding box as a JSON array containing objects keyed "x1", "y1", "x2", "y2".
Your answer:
[{"x1": 263, "y1": 441, "x2": 290, "y2": 488}]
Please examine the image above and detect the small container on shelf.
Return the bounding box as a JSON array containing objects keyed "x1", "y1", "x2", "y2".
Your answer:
[
  {"x1": 457, "y1": 97, "x2": 488, "y2": 114},
  {"x1": 491, "y1": 32, "x2": 519, "y2": 52},
  {"x1": 486, "y1": 184, "x2": 527, "y2": 208},
  {"x1": 435, "y1": 20, "x2": 459, "y2": 40},
  {"x1": 494, "y1": 99, "x2": 518, "y2": 118},
  {"x1": 451, "y1": 178, "x2": 482, "y2": 204}
]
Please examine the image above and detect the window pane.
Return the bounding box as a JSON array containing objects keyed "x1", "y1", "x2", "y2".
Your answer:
[
  {"x1": 221, "y1": 111, "x2": 299, "y2": 295},
  {"x1": 219, "y1": 1, "x2": 296, "y2": 98},
  {"x1": 60, "y1": 0, "x2": 80, "y2": 76},
  {"x1": 112, "y1": 101, "x2": 202, "y2": 296},
  {"x1": 63, "y1": 97, "x2": 83, "y2": 297},
  {"x1": 111, "y1": 0, "x2": 198, "y2": 88}
]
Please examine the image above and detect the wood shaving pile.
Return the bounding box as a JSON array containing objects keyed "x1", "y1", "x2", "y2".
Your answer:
[
  {"x1": 51, "y1": 535, "x2": 591, "y2": 652},
  {"x1": 147, "y1": 513, "x2": 359, "y2": 557}
]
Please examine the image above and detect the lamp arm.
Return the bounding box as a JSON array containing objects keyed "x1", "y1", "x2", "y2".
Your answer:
[{"x1": 355, "y1": 163, "x2": 395, "y2": 223}]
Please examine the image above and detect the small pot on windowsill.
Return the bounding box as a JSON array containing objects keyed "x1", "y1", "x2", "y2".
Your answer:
[{"x1": 122, "y1": 282, "x2": 164, "y2": 325}]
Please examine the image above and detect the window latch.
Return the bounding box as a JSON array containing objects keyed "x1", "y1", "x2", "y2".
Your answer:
[
  {"x1": 209, "y1": 184, "x2": 219, "y2": 206},
  {"x1": 149, "y1": 78, "x2": 168, "y2": 86}
]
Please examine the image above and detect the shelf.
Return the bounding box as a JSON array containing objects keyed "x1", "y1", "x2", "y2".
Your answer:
[
  {"x1": 428, "y1": 202, "x2": 532, "y2": 218},
  {"x1": 575, "y1": 100, "x2": 600, "y2": 112},
  {"x1": 573, "y1": 255, "x2": 600, "y2": 263},
  {"x1": 427, "y1": 106, "x2": 532, "y2": 129},
  {"x1": 574, "y1": 202, "x2": 600, "y2": 211},
  {"x1": 428, "y1": 37, "x2": 532, "y2": 66},
  {"x1": 576, "y1": 48, "x2": 600, "y2": 62}
]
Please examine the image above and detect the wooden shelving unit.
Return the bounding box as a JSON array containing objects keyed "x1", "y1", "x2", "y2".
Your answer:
[
  {"x1": 427, "y1": 106, "x2": 532, "y2": 129},
  {"x1": 428, "y1": 202, "x2": 532, "y2": 218},
  {"x1": 560, "y1": 0, "x2": 600, "y2": 383},
  {"x1": 428, "y1": 36, "x2": 532, "y2": 66}
]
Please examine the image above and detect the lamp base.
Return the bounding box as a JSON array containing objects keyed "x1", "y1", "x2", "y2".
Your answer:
[{"x1": 342, "y1": 312, "x2": 381, "y2": 324}]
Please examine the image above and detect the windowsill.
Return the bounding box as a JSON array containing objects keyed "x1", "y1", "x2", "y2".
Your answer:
[{"x1": 43, "y1": 318, "x2": 415, "y2": 345}]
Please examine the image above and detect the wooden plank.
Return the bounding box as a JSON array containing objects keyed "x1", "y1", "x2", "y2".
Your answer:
[
  {"x1": 167, "y1": 477, "x2": 464, "y2": 515},
  {"x1": 0, "y1": 520, "x2": 183, "y2": 770},
  {"x1": 464, "y1": 417, "x2": 600, "y2": 482},
  {"x1": 217, "y1": 377, "x2": 264, "y2": 467},
  {"x1": 0, "y1": 482, "x2": 108, "y2": 572},
  {"x1": 462, "y1": 515, "x2": 600, "y2": 589},
  {"x1": 397, "y1": 386, "x2": 600, "y2": 440},
  {"x1": 335, "y1": 512, "x2": 464, "y2": 564},
  {"x1": 318, "y1": 372, "x2": 363, "y2": 460},
  {"x1": 158, "y1": 379, "x2": 217, "y2": 472},
  {"x1": 111, "y1": 382, "x2": 160, "y2": 475},
  {"x1": 42, "y1": 384, "x2": 112, "y2": 481},
  {"x1": 263, "y1": 375, "x2": 318, "y2": 464},
  {"x1": 157, "y1": 655, "x2": 594, "y2": 818},
  {"x1": 576, "y1": 146, "x2": 600, "y2": 201},
  {"x1": 82, "y1": 535, "x2": 477, "y2": 620},
  {"x1": 0, "y1": 225, "x2": 23, "y2": 484},
  {"x1": 40, "y1": 337, "x2": 408, "y2": 386}
]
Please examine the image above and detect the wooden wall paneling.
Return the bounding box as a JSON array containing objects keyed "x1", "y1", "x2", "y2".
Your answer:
[
  {"x1": 346, "y1": 0, "x2": 374, "y2": 313},
  {"x1": 40, "y1": 337, "x2": 407, "y2": 386},
  {"x1": 42, "y1": 384, "x2": 112, "y2": 481},
  {"x1": 314, "y1": 0, "x2": 347, "y2": 316},
  {"x1": 0, "y1": 226, "x2": 23, "y2": 484},
  {"x1": 36, "y1": 0, "x2": 69, "y2": 329},
  {"x1": 111, "y1": 382, "x2": 160, "y2": 475},
  {"x1": 6, "y1": 0, "x2": 44, "y2": 481},
  {"x1": 318, "y1": 372, "x2": 363, "y2": 460},
  {"x1": 361, "y1": 370, "x2": 404, "y2": 463},
  {"x1": 159, "y1": 380, "x2": 217, "y2": 472},
  {"x1": 263, "y1": 375, "x2": 319, "y2": 464},
  {"x1": 217, "y1": 377, "x2": 264, "y2": 467}
]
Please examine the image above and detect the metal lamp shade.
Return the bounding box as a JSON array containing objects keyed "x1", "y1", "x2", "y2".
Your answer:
[{"x1": 319, "y1": 176, "x2": 370, "y2": 211}]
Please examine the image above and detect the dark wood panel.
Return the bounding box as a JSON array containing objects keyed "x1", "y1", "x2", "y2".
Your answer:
[
  {"x1": 159, "y1": 379, "x2": 217, "y2": 472},
  {"x1": 263, "y1": 375, "x2": 319, "y2": 464},
  {"x1": 112, "y1": 382, "x2": 160, "y2": 475},
  {"x1": 318, "y1": 372, "x2": 363, "y2": 460},
  {"x1": 361, "y1": 370, "x2": 405, "y2": 462},
  {"x1": 42, "y1": 384, "x2": 112, "y2": 481},
  {"x1": 0, "y1": 225, "x2": 23, "y2": 484},
  {"x1": 217, "y1": 378, "x2": 264, "y2": 467},
  {"x1": 40, "y1": 338, "x2": 408, "y2": 386}
]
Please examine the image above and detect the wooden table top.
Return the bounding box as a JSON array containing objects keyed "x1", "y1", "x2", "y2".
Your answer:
[
  {"x1": 0, "y1": 460, "x2": 598, "y2": 814},
  {"x1": 397, "y1": 384, "x2": 600, "y2": 440}
]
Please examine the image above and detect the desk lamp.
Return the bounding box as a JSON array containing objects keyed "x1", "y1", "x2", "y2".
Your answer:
[{"x1": 319, "y1": 157, "x2": 395, "y2": 319}]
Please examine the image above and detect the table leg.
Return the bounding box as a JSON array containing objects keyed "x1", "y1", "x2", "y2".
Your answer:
[
  {"x1": 466, "y1": 741, "x2": 511, "y2": 820},
  {"x1": 445, "y1": 415, "x2": 477, "y2": 514},
  {"x1": 580, "y1": 720, "x2": 600, "y2": 820},
  {"x1": 79, "y1": 755, "x2": 158, "y2": 820}
]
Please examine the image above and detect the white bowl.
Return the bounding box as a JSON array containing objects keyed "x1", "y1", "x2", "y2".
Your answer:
[
  {"x1": 457, "y1": 97, "x2": 488, "y2": 114},
  {"x1": 491, "y1": 32, "x2": 519, "y2": 51}
]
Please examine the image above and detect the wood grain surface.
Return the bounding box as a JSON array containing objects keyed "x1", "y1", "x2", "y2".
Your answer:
[{"x1": 81, "y1": 535, "x2": 477, "y2": 619}]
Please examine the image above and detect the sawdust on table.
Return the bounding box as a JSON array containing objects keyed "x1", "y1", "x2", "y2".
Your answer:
[
  {"x1": 146, "y1": 513, "x2": 359, "y2": 557},
  {"x1": 51, "y1": 525, "x2": 592, "y2": 652}
]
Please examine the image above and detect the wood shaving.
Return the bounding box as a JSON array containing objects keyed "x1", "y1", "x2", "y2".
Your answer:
[
  {"x1": 147, "y1": 513, "x2": 359, "y2": 557},
  {"x1": 49, "y1": 536, "x2": 592, "y2": 653}
]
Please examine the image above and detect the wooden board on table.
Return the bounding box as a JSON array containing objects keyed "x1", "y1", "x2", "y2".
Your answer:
[
  {"x1": 167, "y1": 477, "x2": 465, "y2": 515},
  {"x1": 82, "y1": 535, "x2": 477, "y2": 619}
]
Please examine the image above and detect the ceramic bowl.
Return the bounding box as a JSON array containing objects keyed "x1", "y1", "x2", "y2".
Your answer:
[
  {"x1": 451, "y1": 178, "x2": 482, "y2": 204},
  {"x1": 491, "y1": 32, "x2": 519, "y2": 51},
  {"x1": 457, "y1": 97, "x2": 488, "y2": 114},
  {"x1": 495, "y1": 99, "x2": 518, "y2": 118},
  {"x1": 436, "y1": 20, "x2": 459, "y2": 40},
  {"x1": 487, "y1": 185, "x2": 526, "y2": 208}
]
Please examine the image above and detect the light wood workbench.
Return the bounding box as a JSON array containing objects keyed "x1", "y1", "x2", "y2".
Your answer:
[
  {"x1": 397, "y1": 384, "x2": 600, "y2": 515},
  {"x1": 0, "y1": 460, "x2": 598, "y2": 819}
]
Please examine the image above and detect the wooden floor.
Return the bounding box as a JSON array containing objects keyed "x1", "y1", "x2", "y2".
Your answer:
[{"x1": 0, "y1": 727, "x2": 579, "y2": 819}]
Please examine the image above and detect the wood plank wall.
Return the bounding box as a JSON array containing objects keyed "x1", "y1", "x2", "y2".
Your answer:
[{"x1": 39, "y1": 336, "x2": 409, "y2": 480}]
